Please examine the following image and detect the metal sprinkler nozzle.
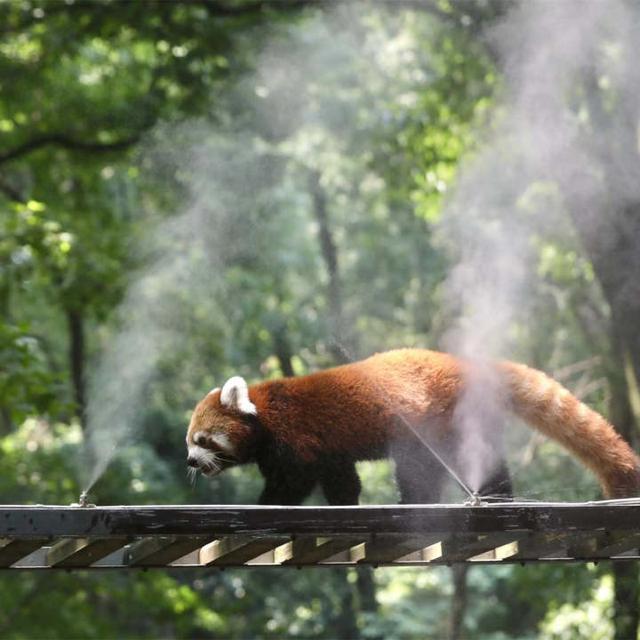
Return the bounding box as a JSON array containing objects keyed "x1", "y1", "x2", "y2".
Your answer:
[
  {"x1": 464, "y1": 492, "x2": 486, "y2": 507},
  {"x1": 71, "y1": 490, "x2": 96, "y2": 508}
]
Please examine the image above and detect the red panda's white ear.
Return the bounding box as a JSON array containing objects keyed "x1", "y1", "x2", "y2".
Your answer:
[{"x1": 220, "y1": 376, "x2": 257, "y2": 415}]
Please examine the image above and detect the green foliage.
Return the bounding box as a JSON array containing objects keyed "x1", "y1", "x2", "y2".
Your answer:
[
  {"x1": 0, "y1": 323, "x2": 60, "y2": 426},
  {"x1": 539, "y1": 573, "x2": 614, "y2": 640}
]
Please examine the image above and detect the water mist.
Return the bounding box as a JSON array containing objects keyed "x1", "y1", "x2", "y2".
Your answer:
[
  {"x1": 79, "y1": 1, "x2": 639, "y2": 504},
  {"x1": 80, "y1": 134, "x2": 268, "y2": 497},
  {"x1": 79, "y1": 7, "x2": 421, "y2": 500},
  {"x1": 440, "y1": 0, "x2": 640, "y2": 495}
]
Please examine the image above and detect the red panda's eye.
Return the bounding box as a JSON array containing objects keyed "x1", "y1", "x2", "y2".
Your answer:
[{"x1": 193, "y1": 433, "x2": 208, "y2": 446}]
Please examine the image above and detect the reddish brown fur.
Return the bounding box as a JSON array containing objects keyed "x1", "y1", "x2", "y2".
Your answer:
[
  {"x1": 499, "y1": 361, "x2": 640, "y2": 497},
  {"x1": 188, "y1": 349, "x2": 640, "y2": 499},
  {"x1": 249, "y1": 350, "x2": 461, "y2": 459}
]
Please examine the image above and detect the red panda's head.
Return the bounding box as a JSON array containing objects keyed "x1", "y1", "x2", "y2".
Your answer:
[{"x1": 186, "y1": 376, "x2": 259, "y2": 478}]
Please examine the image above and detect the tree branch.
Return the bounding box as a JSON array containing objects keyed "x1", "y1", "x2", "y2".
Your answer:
[
  {"x1": 0, "y1": 0, "x2": 316, "y2": 38},
  {"x1": 0, "y1": 132, "x2": 143, "y2": 166},
  {"x1": 0, "y1": 175, "x2": 24, "y2": 201},
  {"x1": 197, "y1": 0, "x2": 317, "y2": 17},
  {"x1": 0, "y1": 0, "x2": 480, "y2": 38}
]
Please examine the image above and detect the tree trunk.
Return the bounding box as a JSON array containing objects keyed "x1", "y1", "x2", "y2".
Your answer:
[
  {"x1": 356, "y1": 566, "x2": 379, "y2": 632},
  {"x1": 271, "y1": 326, "x2": 295, "y2": 377},
  {"x1": 613, "y1": 562, "x2": 639, "y2": 640},
  {"x1": 568, "y1": 200, "x2": 640, "y2": 640},
  {"x1": 308, "y1": 170, "x2": 373, "y2": 629},
  {"x1": 308, "y1": 170, "x2": 353, "y2": 364},
  {"x1": 449, "y1": 565, "x2": 469, "y2": 640},
  {"x1": 0, "y1": 408, "x2": 13, "y2": 435},
  {"x1": 608, "y1": 319, "x2": 640, "y2": 640},
  {"x1": 334, "y1": 571, "x2": 360, "y2": 639},
  {"x1": 66, "y1": 307, "x2": 86, "y2": 427}
]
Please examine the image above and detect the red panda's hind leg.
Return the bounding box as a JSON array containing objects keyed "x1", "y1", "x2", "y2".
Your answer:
[
  {"x1": 391, "y1": 442, "x2": 448, "y2": 504},
  {"x1": 477, "y1": 460, "x2": 513, "y2": 502}
]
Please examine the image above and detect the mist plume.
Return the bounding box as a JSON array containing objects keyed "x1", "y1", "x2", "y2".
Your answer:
[{"x1": 441, "y1": 0, "x2": 638, "y2": 493}]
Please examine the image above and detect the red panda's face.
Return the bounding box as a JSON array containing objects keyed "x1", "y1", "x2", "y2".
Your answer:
[{"x1": 186, "y1": 376, "x2": 258, "y2": 478}]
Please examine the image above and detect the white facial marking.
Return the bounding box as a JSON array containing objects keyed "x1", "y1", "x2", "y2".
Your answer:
[
  {"x1": 188, "y1": 444, "x2": 210, "y2": 460},
  {"x1": 210, "y1": 432, "x2": 233, "y2": 453},
  {"x1": 220, "y1": 376, "x2": 257, "y2": 415},
  {"x1": 192, "y1": 430, "x2": 208, "y2": 446},
  {"x1": 187, "y1": 444, "x2": 223, "y2": 478}
]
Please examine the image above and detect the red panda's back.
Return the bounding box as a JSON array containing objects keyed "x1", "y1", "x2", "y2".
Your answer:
[
  {"x1": 357, "y1": 349, "x2": 462, "y2": 420},
  {"x1": 253, "y1": 349, "x2": 463, "y2": 461}
]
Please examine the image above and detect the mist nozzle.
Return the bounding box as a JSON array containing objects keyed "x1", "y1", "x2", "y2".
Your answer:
[
  {"x1": 464, "y1": 492, "x2": 486, "y2": 507},
  {"x1": 71, "y1": 490, "x2": 96, "y2": 508}
]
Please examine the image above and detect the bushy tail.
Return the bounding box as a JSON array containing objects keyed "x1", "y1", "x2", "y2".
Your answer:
[{"x1": 499, "y1": 361, "x2": 640, "y2": 497}]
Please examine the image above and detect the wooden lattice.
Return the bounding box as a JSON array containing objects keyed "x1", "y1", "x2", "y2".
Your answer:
[{"x1": 2, "y1": 502, "x2": 640, "y2": 569}]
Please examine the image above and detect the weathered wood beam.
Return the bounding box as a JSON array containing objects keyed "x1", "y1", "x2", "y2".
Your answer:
[
  {"x1": 2, "y1": 504, "x2": 640, "y2": 569},
  {"x1": 3, "y1": 503, "x2": 640, "y2": 539}
]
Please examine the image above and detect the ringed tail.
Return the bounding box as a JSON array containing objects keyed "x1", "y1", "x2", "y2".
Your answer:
[{"x1": 499, "y1": 361, "x2": 640, "y2": 498}]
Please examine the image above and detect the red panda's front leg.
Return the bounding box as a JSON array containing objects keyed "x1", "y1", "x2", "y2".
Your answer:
[
  {"x1": 258, "y1": 470, "x2": 318, "y2": 505},
  {"x1": 257, "y1": 455, "x2": 319, "y2": 505},
  {"x1": 318, "y1": 458, "x2": 361, "y2": 505}
]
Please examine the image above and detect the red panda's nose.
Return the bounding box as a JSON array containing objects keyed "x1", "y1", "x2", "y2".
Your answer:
[{"x1": 187, "y1": 456, "x2": 199, "y2": 468}]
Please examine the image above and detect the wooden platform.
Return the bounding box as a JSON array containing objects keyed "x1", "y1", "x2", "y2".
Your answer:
[{"x1": 2, "y1": 502, "x2": 640, "y2": 570}]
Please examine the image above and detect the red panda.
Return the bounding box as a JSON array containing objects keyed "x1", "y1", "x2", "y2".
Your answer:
[{"x1": 185, "y1": 348, "x2": 640, "y2": 504}]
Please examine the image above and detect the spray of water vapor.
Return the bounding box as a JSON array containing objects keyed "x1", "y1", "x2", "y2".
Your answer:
[
  {"x1": 82, "y1": 135, "x2": 260, "y2": 492},
  {"x1": 82, "y1": 2, "x2": 639, "y2": 500},
  {"x1": 81, "y1": 7, "x2": 423, "y2": 494},
  {"x1": 441, "y1": 1, "x2": 640, "y2": 493}
]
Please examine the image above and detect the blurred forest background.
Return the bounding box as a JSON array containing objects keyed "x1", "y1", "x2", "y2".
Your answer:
[{"x1": 2, "y1": 0, "x2": 640, "y2": 638}]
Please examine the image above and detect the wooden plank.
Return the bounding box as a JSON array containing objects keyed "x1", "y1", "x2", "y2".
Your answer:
[
  {"x1": 279, "y1": 537, "x2": 366, "y2": 565},
  {"x1": 599, "y1": 533, "x2": 640, "y2": 558},
  {"x1": 170, "y1": 549, "x2": 200, "y2": 566},
  {"x1": 519, "y1": 530, "x2": 610, "y2": 561},
  {"x1": 565, "y1": 532, "x2": 610, "y2": 560},
  {"x1": 92, "y1": 548, "x2": 127, "y2": 567},
  {"x1": 0, "y1": 538, "x2": 48, "y2": 567},
  {"x1": 392, "y1": 540, "x2": 445, "y2": 563},
  {"x1": 509, "y1": 531, "x2": 592, "y2": 561},
  {"x1": 199, "y1": 536, "x2": 288, "y2": 566},
  {"x1": 440, "y1": 532, "x2": 526, "y2": 563},
  {"x1": 3, "y1": 503, "x2": 640, "y2": 539},
  {"x1": 2, "y1": 503, "x2": 640, "y2": 569},
  {"x1": 12, "y1": 547, "x2": 48, "y2": 568},
  {"x1": 469, "y1": 541, "x2": 520, "y2": 562},
  {"x1": 360, "y1": 535, "x2": 442, "y2": 564},
  {"x1": 126, "y1": 536, "x2": 213, "y2": 566},
  {"x1": 47, "y1": 537, "x2": 127, "y2": 568},
  {"x1": 510, "y1": 532, "x2": 568, "y2": 561}
]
